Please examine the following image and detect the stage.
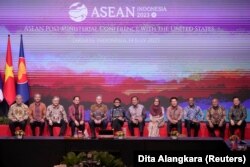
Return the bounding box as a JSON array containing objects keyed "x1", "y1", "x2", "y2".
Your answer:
[
  {"x1": 0, "y1": 136, "x2": 236, "y2": 167},
  {"x1": 0, "y1": 0, "x2": 250, "y2": 167}
]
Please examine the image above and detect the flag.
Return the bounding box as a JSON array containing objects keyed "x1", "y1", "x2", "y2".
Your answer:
[
  {"x1": 3, "y1": 35, "x2": 16, "y2": 105},
  {"x1": 0, "y1": 74, "x2": 3, "y2": 102},
  {"x1": 17, "y1": 34, "x2": 30, "y2": 103}
]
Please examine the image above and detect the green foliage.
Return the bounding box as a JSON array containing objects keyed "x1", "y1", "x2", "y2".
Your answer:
[
  {"x1": 0, "y1": 116, "x2": 10, "y2": 125},
  {"x1": 61, "y1": 151, "x2": 125, "y2": 167},
  {"x1": 90, "y1": 151, "x2": 124, "y2": 167},
  {"x1": 61, "y1": 152, "x2": 86, "y2": 167}
]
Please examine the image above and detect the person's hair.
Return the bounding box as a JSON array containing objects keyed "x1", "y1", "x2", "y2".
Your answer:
[
  {"x1": 73, "y1": 96, "x2": 80, "y2": 100},
  {"x1": 34, "y1": 93, "x2": 41, "y2": 98},
  {"x1": 170, "y1": 97, "x2": 178, "y2": 102},
  {"x1": 16, "y1": 94, "x2": 22, "y2": 98},
  {"x1": 212, "y1": 98, "x2": 219, "y2": 102},
  {"x1": 232, "y1": 96, "x2": 240, "y2": 101},
  {"x1": 52, "y1": 96, "x2": 60, "y2": 100},
  {"x1": 131, "y1": 96, "x2": 139, "y2": 101},
  {"x1": 188, "y1": 97, "x2": 194, "y2": 101},
  {"x1": 96, "y1": 95, "x2": 102, "y2": 99},
  {"x1": 113, "y1": 97, "x2": 121, "y2": 103},
  {"x1": 154, "y1": 97, "x2": 160, "y2": 104}
]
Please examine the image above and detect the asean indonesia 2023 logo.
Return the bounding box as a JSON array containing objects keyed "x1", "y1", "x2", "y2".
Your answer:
[{"x1": 69, "y1": 2, "x2": 88, "y2": 22}]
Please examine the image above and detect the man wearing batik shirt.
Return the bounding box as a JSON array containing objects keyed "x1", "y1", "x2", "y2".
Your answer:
[
  {"x1": 127, "y1": 96, "x2": 146, "y2": 137},
  {"x1": 110, "y1": 97, "x2": 126, "y2": 131},
  {"x1": 68, "y1": 96, "x2": 85, "y2": 137},
  {"x1": 89, "y1": 95, "x2": 108, "y2": 138},
  {"x1": 8, "y1": 95, "x2": 29, "y2": 136},
  {"x1": 46, "y1": 96, "x2": 68, "y2": 136},
  {"x1": 29, "y1": 93, "x2": 46, "y2": 136},
  {"x1": 184, "y1": 97, "x2": 203, "y2": 137},
  {"x1": 229, "y1": 97, "x2": 247, "y2": 140},
  {"x1": 166, "y1": 97, "x2": 183, "y2": 136},
  {"x1": 206, "y1": 98, "x2": 226, "y2": 138}
]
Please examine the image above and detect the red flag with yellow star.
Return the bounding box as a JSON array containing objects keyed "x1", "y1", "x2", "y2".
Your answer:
[{"x1": 3, "y1": 35, "x2": 16, "y2": 106}]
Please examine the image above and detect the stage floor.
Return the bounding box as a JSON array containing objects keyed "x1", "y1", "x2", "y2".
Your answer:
[{"x1": 0, "y1": 137, "x2": 247, "y2": 167}]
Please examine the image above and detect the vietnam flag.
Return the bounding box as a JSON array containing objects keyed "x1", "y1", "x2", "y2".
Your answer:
[
  {"x1": 3, "y1": 35, "x2": 16, "y2": 106},
  {"x1": 17, "y1": 34, "x2": 30, "y2": 103}
]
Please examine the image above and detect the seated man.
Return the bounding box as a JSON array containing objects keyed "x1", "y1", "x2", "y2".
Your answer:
[
  {"x1": 68, "y1": 96, "x2": 85, "y2": 137},
  {"x1": 110, "y1": 97, "x2": 126, "y2": 131},
  {"x1": 29, "y1": 93, "x2": 46, "y2": 136},
  {"x1": 46, "y1": 96, "x2": 68, "y2": 136},
  {"x1": 89, "y1": 95, "x2": 108, "y2": 138},
  {"x1": 184, "y1": 97, "x2": 203, "y2": 137},
  {"x1": 167, "y1": 97, "x2": 183, "y2": 136},
  {"x1": 229, "y1": 96, "x2": 247, "y2": 140},
  {"x1": 127, "y1": 96, "x2": 146, "y2": 137},
  {"x1": 206, "y1": 98, "x2": 226, "y2": 138},
  {"x1": 8, "y1": 95, "x2": 29, "y2": 136}
]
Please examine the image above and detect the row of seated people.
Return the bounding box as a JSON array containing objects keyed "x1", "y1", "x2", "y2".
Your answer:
[
  {"x1": 1, "y1": 120, "x2": 250, "y2": 139},
  {"x1": 7, "y1": 94, "x2": 247, "y2": 140}
]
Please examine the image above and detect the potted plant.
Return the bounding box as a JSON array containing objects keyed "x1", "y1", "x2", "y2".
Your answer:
[
  {"x1": 229, "y1": 135, "x2": 239, "y2": 151},
  {"x1": 15, "y1": 130, "x2": 25, "y2": 139},
  {"x1": 59, "y1": 151, "x2": 125, "y2": 167},
  {"x1": 170, "y1": 130, "x2": 179, "y2": 140},
  {"x1": 91, "y1": 151, "x2": 125, "y2": 167},
  {"x1": 0, "y1": 116, "x2": 10, "y2": 125},
  {"x1": 116, "y1": 131, "x2": 125, "y2": 139},
  {"x1": 61, "y1": 152, "x2": 86, "y2": 167}
]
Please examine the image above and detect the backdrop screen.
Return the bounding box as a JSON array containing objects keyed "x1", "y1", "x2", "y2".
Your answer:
[{"x1": 0, "y1": 0, "x2": 250, "y2": 121}]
